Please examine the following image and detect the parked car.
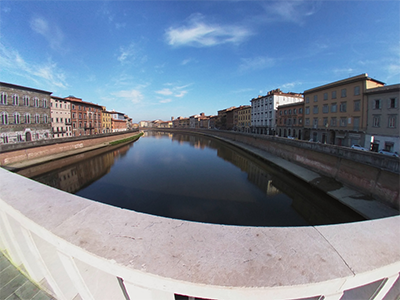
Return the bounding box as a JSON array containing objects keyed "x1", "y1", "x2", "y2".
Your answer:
[
  {"x1": 378, "y1": 149, "x2": 399, "y2": 157},
  {"x1": 351, "y1": 144, "x2": 368, "y2": 151}
]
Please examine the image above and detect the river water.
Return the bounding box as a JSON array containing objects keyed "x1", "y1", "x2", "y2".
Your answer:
[{"x1": 25, "y1": 131, "x2": 364, "y2": 226}]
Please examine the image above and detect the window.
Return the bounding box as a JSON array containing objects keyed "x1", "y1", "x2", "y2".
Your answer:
[
  {"x1": 34, "y1": 98, "x2": 39, "y2": 107},
  {"x1": 323, "y1": 104, "x2": 329, "y2": 113},
  {"x1": 389, "y1": 98, "x2": 397, "y2": 108},
  {"x1": 313, "y1": 118, "x2": 318, "y2": 128},
  {"x1": 323, "y1": 93, "x2": 328, "y2": 100},
  {"x1": 43, "y1": 99, "x2": 47, "y2": 108},
  {"x1": 305, "y1": 118, "x2": 310, "y2": 126},
  {"x1": 305, "y1": 107, "x2": 310, "y2": 115},
  {"x1": 313, "y1": 95, "x2": 318, "y2": 102},
  {"x1": 13, "y1": 94, "x2": 19, "y2": 106},
  {"x1": 23, "y1": 96, "x2": 29, "y2": 106},
  {"x1": 299, "y1": 108, "x2": 303, "y2": 114},
  {"x1": 14, "y1": 112, "x2": 20, "y2": 124},
  {"x1": 340, "y1": 117, "x2": 347, "y2": 127},
  {"x1": 341, "y1": 88, "x2": 347, "y2": 98},
  {"x1": 305, "y1": 97, "x2": 310, "y2": 103},
  {"x1": 331, "y1": 117, "x2": 337, "y2": 126},
  {"x1": 353, "y1": 117, "x2": 360, "y2": 131},
  {"x1": 354, "y1": 100, "x2": 360, "y2": 112},
  {"x1": 373, "y1": 99, "x2": 381, "y2": 109},
  {"x1": 331, "y1": 103, "x2": 337, "y2": 113},
  {"x1": 323, "y1": 117, "x2": 328, "y2": 126},
  {"x1": 332, "y1": 91, "x2": 337, "y2": 99},
  {"x1": 313, "y1": 105, "x2": 319, "y2": 114},
  {"x1": 354, "y1": 86, "x2": 360, "y2": 96},
  {"x1": 372, "y1": 115, "x2": 380, "y2": 127},
  {"x1": 43, "y1": 114, "x2": 48, "y2": 124},
  {"x1": 1, "y1": 112, "x2": 9, "y2": 125},
  {"x1": 288, "y1": 109, "x2": 292, "y2": 115},
  {"x1": 1, "y1": 92, "x2": 7, "y2": 105},
  {"x1": 340, "y1": 102, "x2": 347, "y2": 112},
  {"x1": 388, "y1": 115, "x2": 396, "y2": 128},
  {"x1": 293, "y1": 108, "x2": 297, "y2": 114},
  {"x1": 35, "y1": 114, "x2": 40, "y2": 124},
  {"x1": 25, "y1": 114, "x2": 30, "y2": 124},
  {"x1": 79, "y1": 105, "x2": 81, "y2": 110},
  {"x1": 72, "y1": 104, "x2": 75, "y2": 109},
  {"x1": 56, "y1": 118, "x2": 59, "y2": 123},
  {"x1": 284, "y1": 110, "x2": 287, "y2": 115}
]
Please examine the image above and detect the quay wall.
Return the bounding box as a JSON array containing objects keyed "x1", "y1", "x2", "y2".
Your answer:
[
  {"x1": 154, "y1": 129, "x2": 399, "y2": 210},
  {"x1": 0, "y1": 130, "x2": 140, "y2": 167}
]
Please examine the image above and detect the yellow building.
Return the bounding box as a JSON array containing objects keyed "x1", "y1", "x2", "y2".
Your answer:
[
  {"x1": 304, "y1": 73, "x2": 384, "y2": 146},
  {"x1": 101, "y1": 107, "x2": 112, "y2": 133},
  {"x1": 237, "y1": 105, "x2": 252, "y2": 133}
]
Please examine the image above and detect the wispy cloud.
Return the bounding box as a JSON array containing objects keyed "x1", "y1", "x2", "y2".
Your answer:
[
  {"x1": 165, "y1": 13, "x2": 252, "y2": 47},
  {"x1": 155, "y1": 83, "x2": 191, "y2": 103},
  {"x1": 238, "y1": 56, "x2": 275, "y2": 73},
  {"x1": 112, "y1": 88, "x2": 144, "y2": 104},
  {"x1": 30, "y1": 17, "x2": 65, "y2": 51},
  {"x1": 262, "y1": 1, "x2": 320, "y2": 24},
  {"x1": 0, "y1": 43, "x2": 67, "y2": 89},
  {"x1": 117, "y1": 43, "x2": 147, "y2": 65}
]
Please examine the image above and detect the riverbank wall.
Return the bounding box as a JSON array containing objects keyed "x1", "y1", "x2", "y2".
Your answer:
[
  {"x1": 148, "y1": 128, "x2": 400, "y2": 210},
  {"x1": 0, "y1": 130, "x2": 140, "y2": 167}
]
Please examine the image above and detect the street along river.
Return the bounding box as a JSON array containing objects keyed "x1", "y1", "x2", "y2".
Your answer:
[{"x1": 20, "y1": 131, "x2": 364, "y2": 226}]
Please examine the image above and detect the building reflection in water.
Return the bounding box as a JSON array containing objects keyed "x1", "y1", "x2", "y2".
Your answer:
[{"x1": 22, "y1": 131, "x2": 364, "y2": 226}]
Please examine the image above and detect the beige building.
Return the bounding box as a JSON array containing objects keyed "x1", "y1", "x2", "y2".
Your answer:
[
  {"x1": 101, "y1": 107, "x2": 112, "y2": 133},
  {"x1": 303, "y1": 74, "x2": 384, "y2": 146},
  {"x1": 236, "y1": 105, "x2": 251, "y2": 133},
  {"x1": 51, "y1": 96, "x2": 72, "y2": 138},
  {"x1": 0, "y1": 82, "x2": 52, "y2": 144},
  {"x1": 365, "y1": 84, "x2": 399, "y2": 153}
]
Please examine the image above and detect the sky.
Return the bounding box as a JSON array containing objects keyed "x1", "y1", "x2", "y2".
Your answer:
[{"x1": 0, "y1": 1, "x2": 399, "y2": 122}]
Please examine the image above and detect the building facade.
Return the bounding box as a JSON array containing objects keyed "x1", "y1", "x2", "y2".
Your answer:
[
  {"x1": 110, "y1": 111, "x2": 127, "y2": 132},
  {"x1": 276, "y1": 101, "x2": 305, "y2": 139},
  {"x1": 0, "y1": 82, "x2": 52, "y2": 144},
  {"x1": 67, "y1": 96, "x2": 103, "y2": 136},
  {"x1": 251, "y1": 89, "x2": 303, "y2": 135},
  {"x1": 237, "y1": 105, "x2": 251, "y2": 133},
  {"x1": 365, "y1": 84, "x2": 399, "y2": 153},
  {"x1": 51, "y1": 96, "x2": 72, "y2": 138},
  {"x1": 303, "y1": 74, "x2": 385, "y2": 145},
  {"x1": 101, "y1": 107, "x2": 112, "y2": 133}
]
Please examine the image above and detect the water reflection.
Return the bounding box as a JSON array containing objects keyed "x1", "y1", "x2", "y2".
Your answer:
[{"x1": 23, "y1": 131, "x2": 364, "y2": 226}]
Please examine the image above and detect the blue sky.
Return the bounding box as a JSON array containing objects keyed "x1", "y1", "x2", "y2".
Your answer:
[{"x1": 1, "y1": 1, "x2": 399, "y2": 122}]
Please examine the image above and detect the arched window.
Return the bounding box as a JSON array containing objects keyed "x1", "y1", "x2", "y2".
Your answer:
[
  {"x1": 43, "y1": 98, "x2": 47, "y2": 108},
  {"x1": 1, "y1": 92, "x2": 7, "y2": 105},
  {"x1": 25, "y1": 113, "x2": 31, "y2": 124},
  {"x1": 43, "y1": 114, "x2": 48, "y2": 124},
  {"x1": 1, "y1": 112, "x2": 9, "y2": 125},
  {"x1": 12, "y1": 94, "x2": 19, "y2": 106},
  {"x1": 23, "y1": 95, "x2": 30, "y2": 106},
  {"x1": 14, "y1": 112, "x2": 20, "y2": 124},
  {"x1": 34, "y1": 98, "x2": 39, "y2": 107},
  {"x1": 35, "y1": 114, "x2": 40, "y2": 124},
  {"x1": 1, "y1": 134, "x2": 9, "y2": 144}
]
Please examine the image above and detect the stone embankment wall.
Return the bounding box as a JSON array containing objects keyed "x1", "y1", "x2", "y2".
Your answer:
[
  {"x1": 0, "y1": 130, "x2": 140, "y2": 166},
  {"x1": 153, "y1": 128, "x2": 400, "y2": 209}
]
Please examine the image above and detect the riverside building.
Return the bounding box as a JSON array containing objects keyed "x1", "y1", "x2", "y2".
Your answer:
[
  {"x1": 0, "y1": 82, "x2": 52, "y2": 144},
  {"x1": 251, "y1": 89, "x2": 303, "y2": 135},
  {"x1": 303, "y1": 74, "x2": 385, "y2": 145},
  {"x1": 51, "y1": 96, "x2": 72, "y2": 138},
  {"x1": 67, "y1": 96, "x2": 103, "y2": 136}
]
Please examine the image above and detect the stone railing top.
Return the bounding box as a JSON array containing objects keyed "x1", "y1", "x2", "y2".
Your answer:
[{"x1": 1, "y1": 167, "x2": 399, "y2": 288}]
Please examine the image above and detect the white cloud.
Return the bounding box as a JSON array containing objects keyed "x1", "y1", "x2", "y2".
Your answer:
[
  {"x1": 239, "y1": 56, "x2": 275, "y2": 72},
  {"x1": 30, "y1": 17, "x2": 65, "y2": 51},
  {"x1": 166, "y1": 13, "x2": 252, "y2": 47},
  {"x1": 0, "y1": 43, "x2": 67, "y2": 89},
  {"x1": 263, "y1": 1, "x2": 320, "y2": 24},
  {"x1": 159, "y1": 99, "x2": 172, "y2": 104},
  {"x1": 112, "y1": 89, "x2": 144, "y2": 104},
  {"x1": 117, "y1": 43, "x2": 147, "y2": 65},
  {"x1": 174, "y1": 91, "x2": 187, "y2": 98},
  {"x1": 155, "y1": 88, "x2": 173, "y2": 96}
]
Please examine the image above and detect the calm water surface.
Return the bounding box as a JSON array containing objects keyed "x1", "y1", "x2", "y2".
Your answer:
[{"x1": 28, "y1": 131, "x2": 364, "y2": 226}]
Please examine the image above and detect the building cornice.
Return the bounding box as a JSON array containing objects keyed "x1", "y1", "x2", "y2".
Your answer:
[{"x1": 0, "y1": 81, "x2": 52, "y2": 95}]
